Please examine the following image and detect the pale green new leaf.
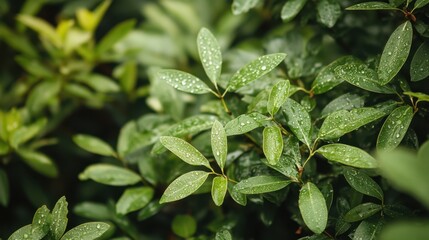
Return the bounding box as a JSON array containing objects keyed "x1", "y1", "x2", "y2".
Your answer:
[
  {"x1": 344, "y1": 168, "x2": 384, "y2": 201},
  {"x1": 377, "y1": 105, "x2": 414, "y2": 151},
  {"x1": 73, "y1": 134, "x2": 116, "y2": 157},
  {"x1": 317, "y1": 144, "x2": 378, "y2": 168},
  {"x1": 282, "y1": 99, "x2": 311, "y2": 147},
  {"x1": 96, "y1": 19, "x2": 136, "y2": 55},
  {"x1": 267, "y1": 80, "x2": 290, "y2": 116},
  {"x1": 344, "y1": 203, "x2": 382, "y2": 222},
  {"x1": 231, "y1": 0, "x2": 260, "y2": 15},
  {"x1": 158, "y1": 69, "x2": 211, "y2": 94},
  {"x1": 263, "y1": 125, "x2": 283, "y2": 165},
  {"x1": 404, "y1": 91, "x2": 429, "y2": 103},
  {"x1": 160, "y1": 136, "x2": 211, "y2": 169},
  {"x1": 26, "y1": 80, "x2": 61, "y2": 114},
  {"x1": 316, "y1": 0, "x2": 341, "y2": 28},
  {"x1": 79, "y1": 164, "x2": 141, "y2": 186},
  {"x1": 318, "y1": 107, "x2": 385, "y2": 140},
  {"x1": 211, "y1": 176, "x2": 228, "y2": 206},
  {"x1": 197, "y1": 28, "x2": 222, "y2": 86},
  {"x1": 211, "y1": 120, "x2": 227, "y2": 170},
  {"x1": 17, "y1": 15, "x2": 61, "y2": 47},
  {"x1": 224, "y1": 112, "x2": 268, "y2": 136},
  {"x1": 60, "y1": 222, "x2": 110, "y2": 240},
  {"x1": 234, "y1": 175, "x2": 291, "y2": 194},
  {"x1": 299, "y1": 182, "x2": 328, "y2": 234},
  {"x1": 17, "y1": 148, "x2": 58, "y2": 178},
  {"x1": 160, "y1": 171, "x2": 210, "y2": 203},
  {"x1": 227, "y1": 53, "x2": 286, "y2": 91},
  {"x1": 281, "y1": 0, "x2": 308, "y2": 22},
  {"x1": 312, "y1": 56, "x2": 354, "y2": 94},
  {"x1": 347, "y1": 2, "x2": 399, "y2": 10},
  {"x1": 116, "y1": 187, "x2": 154, "y2": 215},
  {"x1": 413, "y1": 0, "x2": 429, "y2": 10},
  {"x1": 49, "y1": 196, "x2": 68, "y2": 240},
  {"x1": 410, "y1": 41, "x2": 429, "y2": 82},
  {"x1": 10, "y1": 118, "x2": 47, "y2": 149},
  {"x1": 378, "y1": 21, "x2": 413, "y2": 85}
]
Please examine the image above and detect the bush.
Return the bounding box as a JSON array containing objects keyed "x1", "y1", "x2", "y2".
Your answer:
[{"x1": 1, "y1": 0, "x2": 429, "y2": 239}]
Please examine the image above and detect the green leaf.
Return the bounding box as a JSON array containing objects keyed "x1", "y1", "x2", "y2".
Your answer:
[
  {"x1": 17, "y1": 148, "x2": 58, "y2": 178},
  {"x1": 76, "y1": 0, "x2": 111, "y2": 32},
  {"x1": 282, "y1": 98, "x2": 312, "y2": 147},
  {"x1": 26, "y1": 80, "x2": 61, "y2": 114},
  {"x1": 17, "y1": 15, "x2": 61, "y2": 47},
  {"x1": 299, "y1": 182, "x2": 328, "y2": 234},
  {"x1": 334, "y1": 60, "x2": 395, "y2": 93},
  {"x1": 224, "y1": 112, "x2": 269, "y2": 136},
  {"x1": 137, "y1": 201, "x2": 163, "y2": 221},
  {"x1": 0, "y1": 140, "x2": 9, "y2": 155},
  {"x1": 8, "y1": 225, "x2": 32, "y2": 240},
  {"x1": 378, "y1": 21, "x2": 413, "y2": 84},
  {"x1": 160, "y1": 136, "x2": 211, "y2": 169},
  {"x1": 215, "y1": 229, "x2": 232, "y2": 240},
  {"x1": 116, "y1": 187, "x2": 154, "y2": 215},
  {"x1": 344, "y1": 168, "x2": 384, "y2": 201},
  {"x1": 63, "y1": 28, "x2": 91, "y2": 55},
  {"x1": 114, "y1": 61, "x2": 137, "y2": 94},
  {"x1": 344, "y1": 203, "x2": 382, "y2": 222},
  {"x1": 171, "y1": 215, "x2": 197, "y2": 238},
  {"x1": 0, "y1": 168, "x2": 9, "y2": 206},
  {"x1": 317, "y1": 144, "x2": 378, "y2": 168},
  {"x1": 267, "y1": 80, "x2": 291, "y2": 116},
  {"x1": 96, "y1": 19, "x2": 136, "y2": 55},
  {"x1": 228, "y1": 183, "x2": 247, "y2": 206},
  {"x1": 158, "y1": 69, "x2": 211, "y2": 94},
  {"x1": 160, "y1": 171, "x2": 210, "y2": 203},
  {"x1": 413, "y1": 0, "x2": 429, "y2": 10},
  {"x1": 49, "y1": 196, "x2": 68, "y2": 240},
  {"x1": 73, "y1": 202, "x2": 111, "y2": 221},
  {"x1": 231, "y1": 0, "x2": 260, "y2": 15},
  {"x1": 211, "y1": 120, "x2": 227, "y2": 170},
  {"x1": 234, "y1": 175, "x2": 291, "y2": 194},
  {"x1": 262, "y1": 136, "x2": 300, "y2": 180},
  {"x1": 9, "y1": 118, "x2": 47, "y2": 149},
  {"x1": 60, "y1": 222, "x2": 110, "y2": 240},
  {"x1": 281, "y1": 0, "x2": 308, "y2": 22},
  {"x1": 410, "y1": 41, "x2": 429, "y2": 81},
  {"x1": 320, "y1": 93, "x2": 365, "y2": 119},
  {"x1": 312, "y1": 56, "x2": 354, "y2": 94},
  {"x1": 404, "y1": 91, "x2": 429, "y2": 102},
  {"x1": 353, "y1": 220, "x2": 384, "y2": 240},
  {"x1": 347, "y1": 2, "x2": 399, "y2": 10},
  {"x1": 377, "y1": 105, "x2": 414, "y2": 151},
  {"x1": 227, "y1": 53, "x2": 286, "y2": 92},
  {"x1": 197, "y1": 28, "x2": 222, "y2": 86},
  {"x1": 73, "y1": 134, "x2": 116, "y2": 157},
  {"x1": 263, "y1": 125, "x2": 283, "y2": 165},
  {"x1": 211, "y1": 176, "x2": 228, "y2": 206},
  {"x1": 380, "y1": 221, "x2": 429, "y2": 240},
  {"x1": 79, "y1": 74, "x2": 120, "y2": 93},
  {"x1": 79, "y1": 164, "x2": 141, "y2": 186},
  {"x1": 31, "y1": 205, "x2": 51, "y2": 239},
  {"x1": 318, "y1": 107, "x2": 385, "y2": 140},
  {"x1": 316, "y1": 0, "x2": 341, "y2": 28}
]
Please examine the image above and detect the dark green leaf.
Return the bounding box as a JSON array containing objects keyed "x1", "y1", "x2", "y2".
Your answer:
[
  {"x1": 60, "y1": 222, "x2": 110, "y2": 240},
  {"x1": 317, "y1": 144, "x2": 378, "y2": 168},
  {"x1": 228, "y1": 183, "x2": 247, "y2": 206},
  {"x1": 0, "y1": 168, "x2": 9, "y2": 206},
  {"x1": 299, "y1": 182, "x2": 328, "y2": 234},
  {"x1": 231, "y1": 0, "x2": 260, "y2": 15},
  {"x1": 160, "y1": 171, "x2": 210, "y2": 203},
  {"x1": 116, "y1": 187, "x2": 154, "y2": 215},
  {"x1": 281, "y1": 0, "x2": 308, "y2": 22},
  {"x1": 410, "y1": 41, "x2": 429, "y2": 81},
  {"x1": 347, "y1": 2, "x2": 398, "y2": 10},
  {"x1": 282, "y1": 99, "x2": 312, "y2": 147},
  {"x1": 344, "y1": 168, "x2": 384, "y2": 201},
  {"x1": 197, "y1": 28, "x2": 222, "y2": 86},
  {"x1": 96, "y1": 19, "x2": 136, "y2": 55},
  {"x1": 312, "y1": 56, "x2": 354, "y2": 94},
  {"x1": 378, "y1": 21, "x2": 413, "y2": 85},
  {"x1": 320, "y1": 93, "x2": 365, "y2": 118},
  {"x1": 211, "y1": 120, "x2": 227, "y2": 170},
  {"x1": 413, "y1": 0, "x2": 429, "y2": 10},
  {"x1": 211, "y1": 176, "x2": 228, "y2": 206},
  {"x1": 353, "y1": 220, "x2": 384, "y2": 240},
  {"x1": 171, "y1": 215, "x2": 197, "y2": 238},
  {"x1": 79, "y1": 164, "x2": 141, "y2": 186},
  {"x1": 316, "y1": 0, "x2": 341, "y2": 28},
  {"x1": 73, "y1": 134, "x2": 116, "y2": 157},
  {"x1": 267, "y1": 80, "x2": 291, "y2": 116},
  {"x1": 263, "y1": 125, "x2": 283, "y2": 165},
  {"x1": 234, "y1": 175, "x2": 291, "y2": 194},
  {"x1": 225, "y1": 112, "x2": 269, "y2": 136},
  {"x1": 17, "y1": 148, "x2": 58, "y2": 178},
  {"x1": 158, "y1": 69, "x2": 211, "y2": 94},
  {"x1": 49, "y1": 196, "x2": 68, "y2": 240},
  {"x1": 160, "y1": 136, "x2": 211, "y2": 169},
  {"x1": 344, "y1": 203, "x2": 382, "y2": 222}
]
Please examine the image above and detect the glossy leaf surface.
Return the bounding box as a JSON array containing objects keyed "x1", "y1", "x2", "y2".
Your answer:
[
  {"x1": 317, "y1": 144, "x2": 378, "y2": 168},
  {"x1": 282, "y1": 99, "x2": 311, "y2": 147},
  {"x1": 160, "y1": 171, "x2": 209, "y2": 203},
  {"x1": 299, "y1": 182, "x2": 328, "y2": 234},
  {"x1": 160, "y1": 136, "x2": 211, "y2": 169},
  {"x1": 234, "y1": 175, "x2": 291, "y2": 194},
  {"x1": 197, "y1": 28, "x2": 222, "y2": 85}
]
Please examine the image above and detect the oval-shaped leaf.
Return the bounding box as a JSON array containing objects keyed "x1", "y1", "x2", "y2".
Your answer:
[
  {"x1": 73, "y1": 134, "x2": 116, "y2": 157},
  {"x1": 49, "y1": 196, "x2": 68, "y2": 240},
  {"x1": 317, "y1": 144, "x2": 378, "y2": 168},
  {"x1": 160, "y1": 136, "x2": 211, "y2": 169},
  {"x1": 79, "y1": 164, "x2": 141, "y2": 186},
  {"x1": 8, "y1": 224, "x2": 32, "y2": 240},
  {"x1": 211, "y1": 176, "x2": 228, "y2": 206},
  {"x1": 211, "y1": 120, "x2": 227, "y2": 170},
  {"x1": 414, "y1": 0, "x2": 429, "y2": 9},
  {"x1": 344, "y1": 168, "x2": 384, "y2": 201},
  {"x1": 344, "y1": 203, "x2": 382, "y2": 222},
  {"x1": 318, "y1": 107, "x2": 385, "y2": 140},
  {"x1": 267, "y1": 80, "x2": 291, "y2": 116},
  {"x1": 158, "y1": 69, "x2": 211, "y2": 94},
  {"x1": 312, "y1": 56, "x2": 354, "y2": 94},
  {"x1": 299, "y1": 182, "x2": 328, "y2": 234},
  {"x1": 377, "y1": 105, "x2": 414, "y2": 151},
  {"x1": 160, "y1": 171, "x2": 210, "y2": 203},
  {"x1": 215, "y1": 229, "x2": 232, "y2": 240},
  {"x1": 228, "y1": 183, "x2": 247, "y2": 206},
  {"x1": 347, "y1": 2, "x2": 399, "y2": 10},
  {"x1": 320, "y1": 93, "x2": 365, "y2": 118},
  {"x1": 17, "y1": 149, "x2": 58, "y2": 178},
  {"x1": 96, "y1": 19, "x2": 136, "y2": 55},
  {"x1": 116, "y1": 187, "x2": 154, "y2": 215},
  {"x1": 17, "y1": 15, "x2": 61, "y2": 47},
  {"x1": 224, "y1": 112, "x2": 269, "y2": 136},
  {"x1": 172, "y1": 215, "x2": 197, "y2": 238},
  {"x1": 353, "y1": 220, "x2": 384, "y2": 240},
  {"x1": 410, "y1": 41, "x2": 429, "y2": 82},
  {"x1": 26, "y1": 80, "x2": 61, "y2": 114},
  {"x1": 316, "y1": 0, "x2": 341, "y2": 28},
  {"x1": 378, "y1": 21, "x2": 413, "y2": 85},
  {"x1": 197, "y1": 28, "x2": 222, "y2": 86},
  {"x1": 234, "y1": 175, "x2": 291, "y2": 194},
  {"x1": 263, "y1": 125, "x2": 283, "y2": 165},
  {"x1": 282, "y1": 98, "x2": 312, "y2": 147},
  {"x1": 231, "y1": 0, "x2": 260, "y2": 15},
  {"x1": 10, "y1": 118, "x2": 47, "y2": 149},
  {"x1": 281, "y1": 0, "x2": 308, "y2": 22},
  {"x1": 404, "y1": 91, "x2": 429, "y2": 103},
  {"x1": 31, "y1": 205, "x2": 51, "y2": 239},
  {"x1": 227, "y1": 53, "x2": 286, "y2": 92},
  {"x1": 60, "y1": 222, "x2": 110, "y2": 240}
]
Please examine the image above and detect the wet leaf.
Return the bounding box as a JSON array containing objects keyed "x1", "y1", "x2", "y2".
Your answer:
[
  {"x1": 234, "y1": 175, "x2": 291, "y2": 194},
  {"x1": 267, "y1": 80, "x2": 291, "y2": 116},
  {"x1": 377, "y1": 105, "x2": 414, "y2": 151},
  {"x1": 157, "y1": 69, "x2": 211, "y2": 94},
  {"x1": 116, "y1": 187, "x2": 154, "y2": 215},
  {"x1": 8, "y1": 225, "x2": 32, "y2": 240},
  {"x1": 197, "y1": 28, "x2": 222, "y2": 86},
  {"x1": 347, "y1": 2, "x2": 399, "y2": 10},
  {"x1": 17, "y1": 148, "x2": 58, "y2": 178},
  {"x1": 344, "y1": 203, "x2": 382, "y2": 222},
  {"x1": 320, "y1": 93, "x2": 365, "y2": 118},
  {"x1": 410, "y1": 41, "x2": 429, "y2": 81},
  {"x1": 353, "y1": 220, "x2": 384, "y2": 240},
  {"x1": 211, "y1": 120, "x2": 227, "y2": 170},
  {"x1": 378, "y1": 21, "x2": 413, "y2": 84},
  {"x1": 228, "y1": 183, "x2": 247, "y2": 206},
  {"x1": 225, "y1": 112, "x2": 269, "y2": 136},
  {"x1": 160, "y1": 171, "x2": 210, "y2": 203},
  {"x1": 299, "y1": 182, "x2": 328, "y2": 234},
  {"x1": 281, "y1": 0, "x2": 308, "y2": 22},
  {"x1": 318, "y1": 107, "x2": 385, "y2": 140},
  {"x1": 282, "y1": 99, "x2": 311, "y2": 147},
  {"x1": 49, "y1": 196, "x2": 68, "y2": 240},
  {"x1": 231, "y1": 0, "x2": 260, "y2": 15},
  {"x1": 79, "y1": 164, "x2": 141, "y2": 186},
  {"x1": 262, "y1": 136, "x2": 300, "y2": 180},
  {"x1": 344, "y1": 168, "x2": 384, "y2": 201},
  {"x1": 160, "y1": 136, "x2": 211, "y2": 169},
  {"x1": 317, "y1": 144, "x2": 378, "y2": 168},
  {"x1": 215, "y1": 229, "x2": 232, "y2": 240},
  {"x1": 60, "y1": 222, "x2": 110, "y2": 240},
  {"x1": 73, "y1": 134, "x2": 116, "y2": 157},
  {"x1": 413, "y1": 0, "x2": 429, "y2": 10},
  {"x1": 211, "y1": 176, "x2": 228, "y2": 206},
  {"x1": 31, "y1": 205, "x2": 51, "y2": 239},
  {"x1": 227, "y1": 53, "x2": 286, "y2": 92},
  {"x1": 263, "y1": 125, "x2": 283, "y2": 165},
  {"x1": 316, "y1": 0, "x2": 341, "y2": 28},
  {"x1": 172, "y1": 215, "x2": 197, "y2": 238},
  {"x1": 312, "y1": 56, "x2": 354, "y2": 94}
]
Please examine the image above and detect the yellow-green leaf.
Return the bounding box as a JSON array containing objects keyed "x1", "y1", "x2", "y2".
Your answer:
[
  {"x1": 211, "y1": 176, "x2": 228, "y2": 206},
  {"x1": 116, "y1": 187, "x2": 154, "y2": 215},
  {"x1": 73, "y1": 134, "x2": 116, "y2": 157},
  {"x1": 160, "y1": 171, "x2": 209, "y2": 203},
  {"x1": 263, "y1": 125, "x2": 283, "y2": 165}
]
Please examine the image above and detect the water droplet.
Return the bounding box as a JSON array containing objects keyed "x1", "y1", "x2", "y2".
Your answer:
[{"x1": 261, "y1": 66, "x2": 267, "y2": 71}]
